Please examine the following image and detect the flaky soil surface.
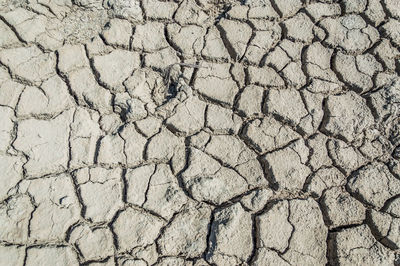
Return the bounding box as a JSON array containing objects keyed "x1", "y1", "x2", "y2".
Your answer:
[{"x1": 0, "y1": 0, "x2": 400, "y2": 265}]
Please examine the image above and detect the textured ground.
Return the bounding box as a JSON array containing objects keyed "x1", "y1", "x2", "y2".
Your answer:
[{"x1": 0, "y1": 0, "x2": 400, "y2": 265}]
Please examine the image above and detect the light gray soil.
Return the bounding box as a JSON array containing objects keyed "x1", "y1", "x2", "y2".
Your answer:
[{"x1": 0, "y1": 0, "x2": 400, "y2": 265}]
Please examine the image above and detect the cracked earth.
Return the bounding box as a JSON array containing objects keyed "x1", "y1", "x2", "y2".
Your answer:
[{"x1": 0, "y1": 0, "x2": 400, "y2": 265}]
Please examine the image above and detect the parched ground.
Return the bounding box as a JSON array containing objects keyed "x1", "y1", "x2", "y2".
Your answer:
[{"x1": 0, "y1": 0, "x2": 400, "y2": 265}]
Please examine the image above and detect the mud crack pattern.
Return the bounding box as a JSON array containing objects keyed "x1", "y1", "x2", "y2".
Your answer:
[{"x1": 0, "y1": 0, "x2": 400, "y2": 265}]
